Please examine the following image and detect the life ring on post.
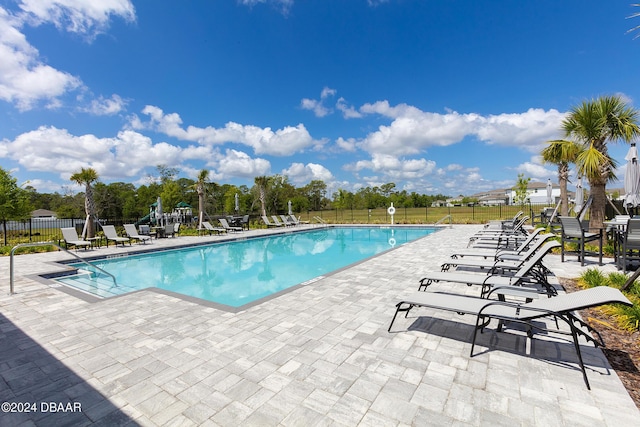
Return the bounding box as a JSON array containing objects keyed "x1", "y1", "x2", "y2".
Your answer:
[{"x1": 387, "y1": 205, "x2": 396, "y2": 216}]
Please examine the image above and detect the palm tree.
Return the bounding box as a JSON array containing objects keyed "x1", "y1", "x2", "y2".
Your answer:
[
  {"x1": 194, "y1": 169, "x2": 209, "y2": 228},
  {"x1": 562, "y1": 95, "x2": 640, "y2": 231},
  {"x1": 254, "y1": 176, "x2": 269, "y2": 217},
  {"x1": 628, "y1": 4, "x2": 640, "y2": 38},
  {"x1": 541, "y1": 139, "x2": 581, "y2": 216},
  {"x1": 70, "y1": 167, "x2": 99, "y2": 238}
]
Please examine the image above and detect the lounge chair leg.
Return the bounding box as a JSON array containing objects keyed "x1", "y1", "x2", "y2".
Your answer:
[
  {"x1": 388, "y1": 303, "x2": 412, "y2": 332},
  {"x1": 569, "y1": 322, "x2": 591, "y2": 390}
]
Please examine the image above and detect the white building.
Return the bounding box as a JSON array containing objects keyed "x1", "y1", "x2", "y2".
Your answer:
[{"x1": 507, "y1": 181, "x2": 561, "y2": 205}]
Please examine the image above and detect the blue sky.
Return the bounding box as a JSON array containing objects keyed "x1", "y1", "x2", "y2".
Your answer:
[{"x1": 1, "y1": 0, "x2": 639, "y2": 197}]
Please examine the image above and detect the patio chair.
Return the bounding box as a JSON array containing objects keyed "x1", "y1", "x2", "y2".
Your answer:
[
  {"x1": 200, "y1": 221, "x2": 225, "y2": 235},
  {"x1": 558, "y1": 216, "x2": 603, "y2": 266},
  {"x1": 241, "y1": 215, "x2": 250, "y2": 230},
  {"x1": 262, "y1": 215, "x2": 281, "y2": 227},
  {"x1": 60, "y1": 227, "x2": 92, "y2": 251},
  {"x1": 441, "y1": 234, "x2": 555, "y2": 272},
  {"x1": 387, "y1": 286, "x2": 631, "y2": 390},
  {"x1": 102, "y1": 225, "x2": 131, "y2": 247},
  {"x1": 139, "y1": 224, "x2": 151, "y2": 236},
  {"x1": 219, "y1": 218, "x2": 242, "y2": 232},
  {"x1": 173, "y1": 222, "x2": 181, "y2": 237},
  {"x1": 621, "y1": 218, "x2": 640, "y2": 272},
  {"x1": 123, "y1": 224, "x2": 151, "y2": 244},
  {"x1": 164, "y1": 223, "x2": 176, "y2": 238},
  {"x1": 417, "y1": 241, "x2": 562, "y2": 297}
]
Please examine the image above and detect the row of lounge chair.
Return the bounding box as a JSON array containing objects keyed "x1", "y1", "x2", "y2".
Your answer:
[
  {"x1": 61, "y1": 223, "x2": 182, "y2": 250},
  {"x1": 198, "y1": 218, "x2": 243, "y2": 235},
  {"x1": 262, "y1": 215, "x2": 305, "y2": 227},
  {"x1": 388, "y1": 222, "x2": 632, "y2": 389}
]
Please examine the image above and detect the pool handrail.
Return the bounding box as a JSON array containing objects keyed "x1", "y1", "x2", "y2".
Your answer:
[
  {"x1": 435, "y1": 214, "x2": 452, "y2": 227},
  {"x1": 9, "y1": 242, "x2": 117, "y2": 295}
]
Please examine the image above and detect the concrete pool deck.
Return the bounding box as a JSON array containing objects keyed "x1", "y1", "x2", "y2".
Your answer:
[{"x1": 0, "y1": 224, "x2": 637, "y2": 426}]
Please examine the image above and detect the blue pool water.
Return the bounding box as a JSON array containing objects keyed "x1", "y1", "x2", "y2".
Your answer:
[{"x1": 59, "y1": 226, "x2": 438, "y2": 307}]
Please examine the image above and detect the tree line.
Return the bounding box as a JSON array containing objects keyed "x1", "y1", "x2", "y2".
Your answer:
[{"x1": 0, "y1": 165, "x2": 451, "y2": 225}]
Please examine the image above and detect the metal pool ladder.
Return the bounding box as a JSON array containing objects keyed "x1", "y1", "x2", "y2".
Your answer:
[{"x1": 9, "y1": 242, "x2": 117, "y2": 295}]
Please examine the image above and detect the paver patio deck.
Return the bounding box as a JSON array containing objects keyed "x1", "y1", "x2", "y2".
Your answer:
[{"x1": 0, "y1": 224, "x2": 637, "y2": 426}]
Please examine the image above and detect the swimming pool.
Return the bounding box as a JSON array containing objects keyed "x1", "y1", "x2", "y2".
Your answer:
[{"x1": 56, "y1": 226, "x2": 438, "y2": 309}]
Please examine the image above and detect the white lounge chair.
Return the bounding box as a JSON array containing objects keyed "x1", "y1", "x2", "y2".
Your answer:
[
  {"x1": 102, "y1": 225, "x2": 130, "y2": 247},
  {"x1": 271, "y1": 216, "x2": 286, "y2": 227},
  {"x1": 124, "y1": 224, "x2": 151, "y2": 244},
  {"x1": 388, "y1": 286, "x2": 632, "y2": 390},
  {"x1": 262, "y1": 216, "x2": 281, "y2": 227},
  {"x1": 219, "y1": 218, "x2": 242, "y2": 232},
  {"x1": 60, "y1": 227, "x2": 91, "y2": 251},
  {"x1": 200, "y1": 221, "x2": 226, "y2": 235},
  {"x1": 280, "y1": 215, "x2": 295, "y2": 226}
]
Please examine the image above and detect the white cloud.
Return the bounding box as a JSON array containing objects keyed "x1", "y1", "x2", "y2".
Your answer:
[
  {"x1": 0, "y1": 7, "x2": 81, "y2": 110},
  {"x1": 0, "y1": 126, "x2": 181, "y2": 180},
  {"x1": 132, "y1": 105, "x2": 319, "y2": 156},
  {"x1": 17, "y1": 0, "x2": 135, "y2": 39},
  {"x1": 238, "y1": 0, "x2": 294, "y2": 14},
  {"x1": 355, "y1": 101, "x2": 566, "y2": 157},
  {"x1": 515, "y1": 161, "x2": 555, "y2": 180},
  {"x1": 0, "y1": 2, "x2": 135, "y2": 110},
  {"x1": 300, "y1": 86, "x2": 336, "y2": 117},
  {"x1": 345, "y1": 153, "x2": 437, "y2": 180},
  {"x1": 282, "y1": 162, "x2": 333, "y2": 185},
  {"x1": 83, "y1": 93, "x2": 127, "y2": 115},
  {"x1": 214, "y1": 149, "x2": 271, "y2": 178},
  {"x1": 336, "y1": 97, "x2": 362, "y2": 119},
  {"x1": 0, "y1": 124, "x2": 277, "y2": 184}
]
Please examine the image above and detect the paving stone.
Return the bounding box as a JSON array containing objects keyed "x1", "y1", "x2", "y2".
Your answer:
[{"x1": 1, "y1": 225, "x2": 638, "y2": 426}]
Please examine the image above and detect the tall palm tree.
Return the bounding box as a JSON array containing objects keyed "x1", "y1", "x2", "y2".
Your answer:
[
  {"x1": 70, "y1": 167, "x2": 99, "y2": 238},
  {"x1": 628, "y1": 4, "x2": 640, "y2": 38},
  {"x1": 254, "y1": 176, "x2": 269, "y2": 217},
  {"x1": 194, "y1": 169, "x2": 209, "y2": 228},
  {"x1": 562, "y1": 95, "x2": 640, "y2": 231},
  {"x1": 541, "y1": 139, "x2": 581, "y2": 216}
]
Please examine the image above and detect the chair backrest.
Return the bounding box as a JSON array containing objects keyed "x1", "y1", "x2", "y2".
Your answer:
[
  {"x1": 513, "y1": 241, "x2": 561, "y2": 277},
  {"x1": 271, "y1": 215, "x2": 282, "y2": 225},
  {"x1": 165, "y1": 223, "x2": 174, "y2": 234},
  {"x1": 219, "y1": 218, "x2": 231, "y2": 228},
  {"x1": 261, "y1": 216, "x2": 271, "y2": 224},
  {"x1": 174, "y1": 223, "x2": 180, "y2": 233},
  {"x1": 513, "y1": 228, "x2": 543, "y2": 251},
  {"x1": 202, "y1": 221, "x2": 214, "y2": 230},
  {"x1": 509, "y1": 234, "x2": 554, "y2": 259},
  {"x1": 280, "y1": 215, "x2": 291, "y2": 224},
  {"x1": 289, "y1": 215, "x2": 299, "y2": 224},
  {"x1": 102, "y1": 225, "x2": 118, "y2": 238},
  {"x1": 242, "y1": 215, "x2": 249, "y2": 223},
  {"x1": 61, "y1": 227, "x2": 81, "y2": 242},
  {"x1": 558, "y1": 216, "x2": 584, "y2": 238},
  {"x1": 123, "y1": 224, "x2": 137, "y2": 236},
  {"x1": 139, "y1": 224, "x2": 150, "y2": 234}
]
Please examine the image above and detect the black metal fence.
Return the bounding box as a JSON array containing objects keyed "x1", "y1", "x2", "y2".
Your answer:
[{"x1": 3, "y1": 201, "x2": 624, "y2": 248}]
